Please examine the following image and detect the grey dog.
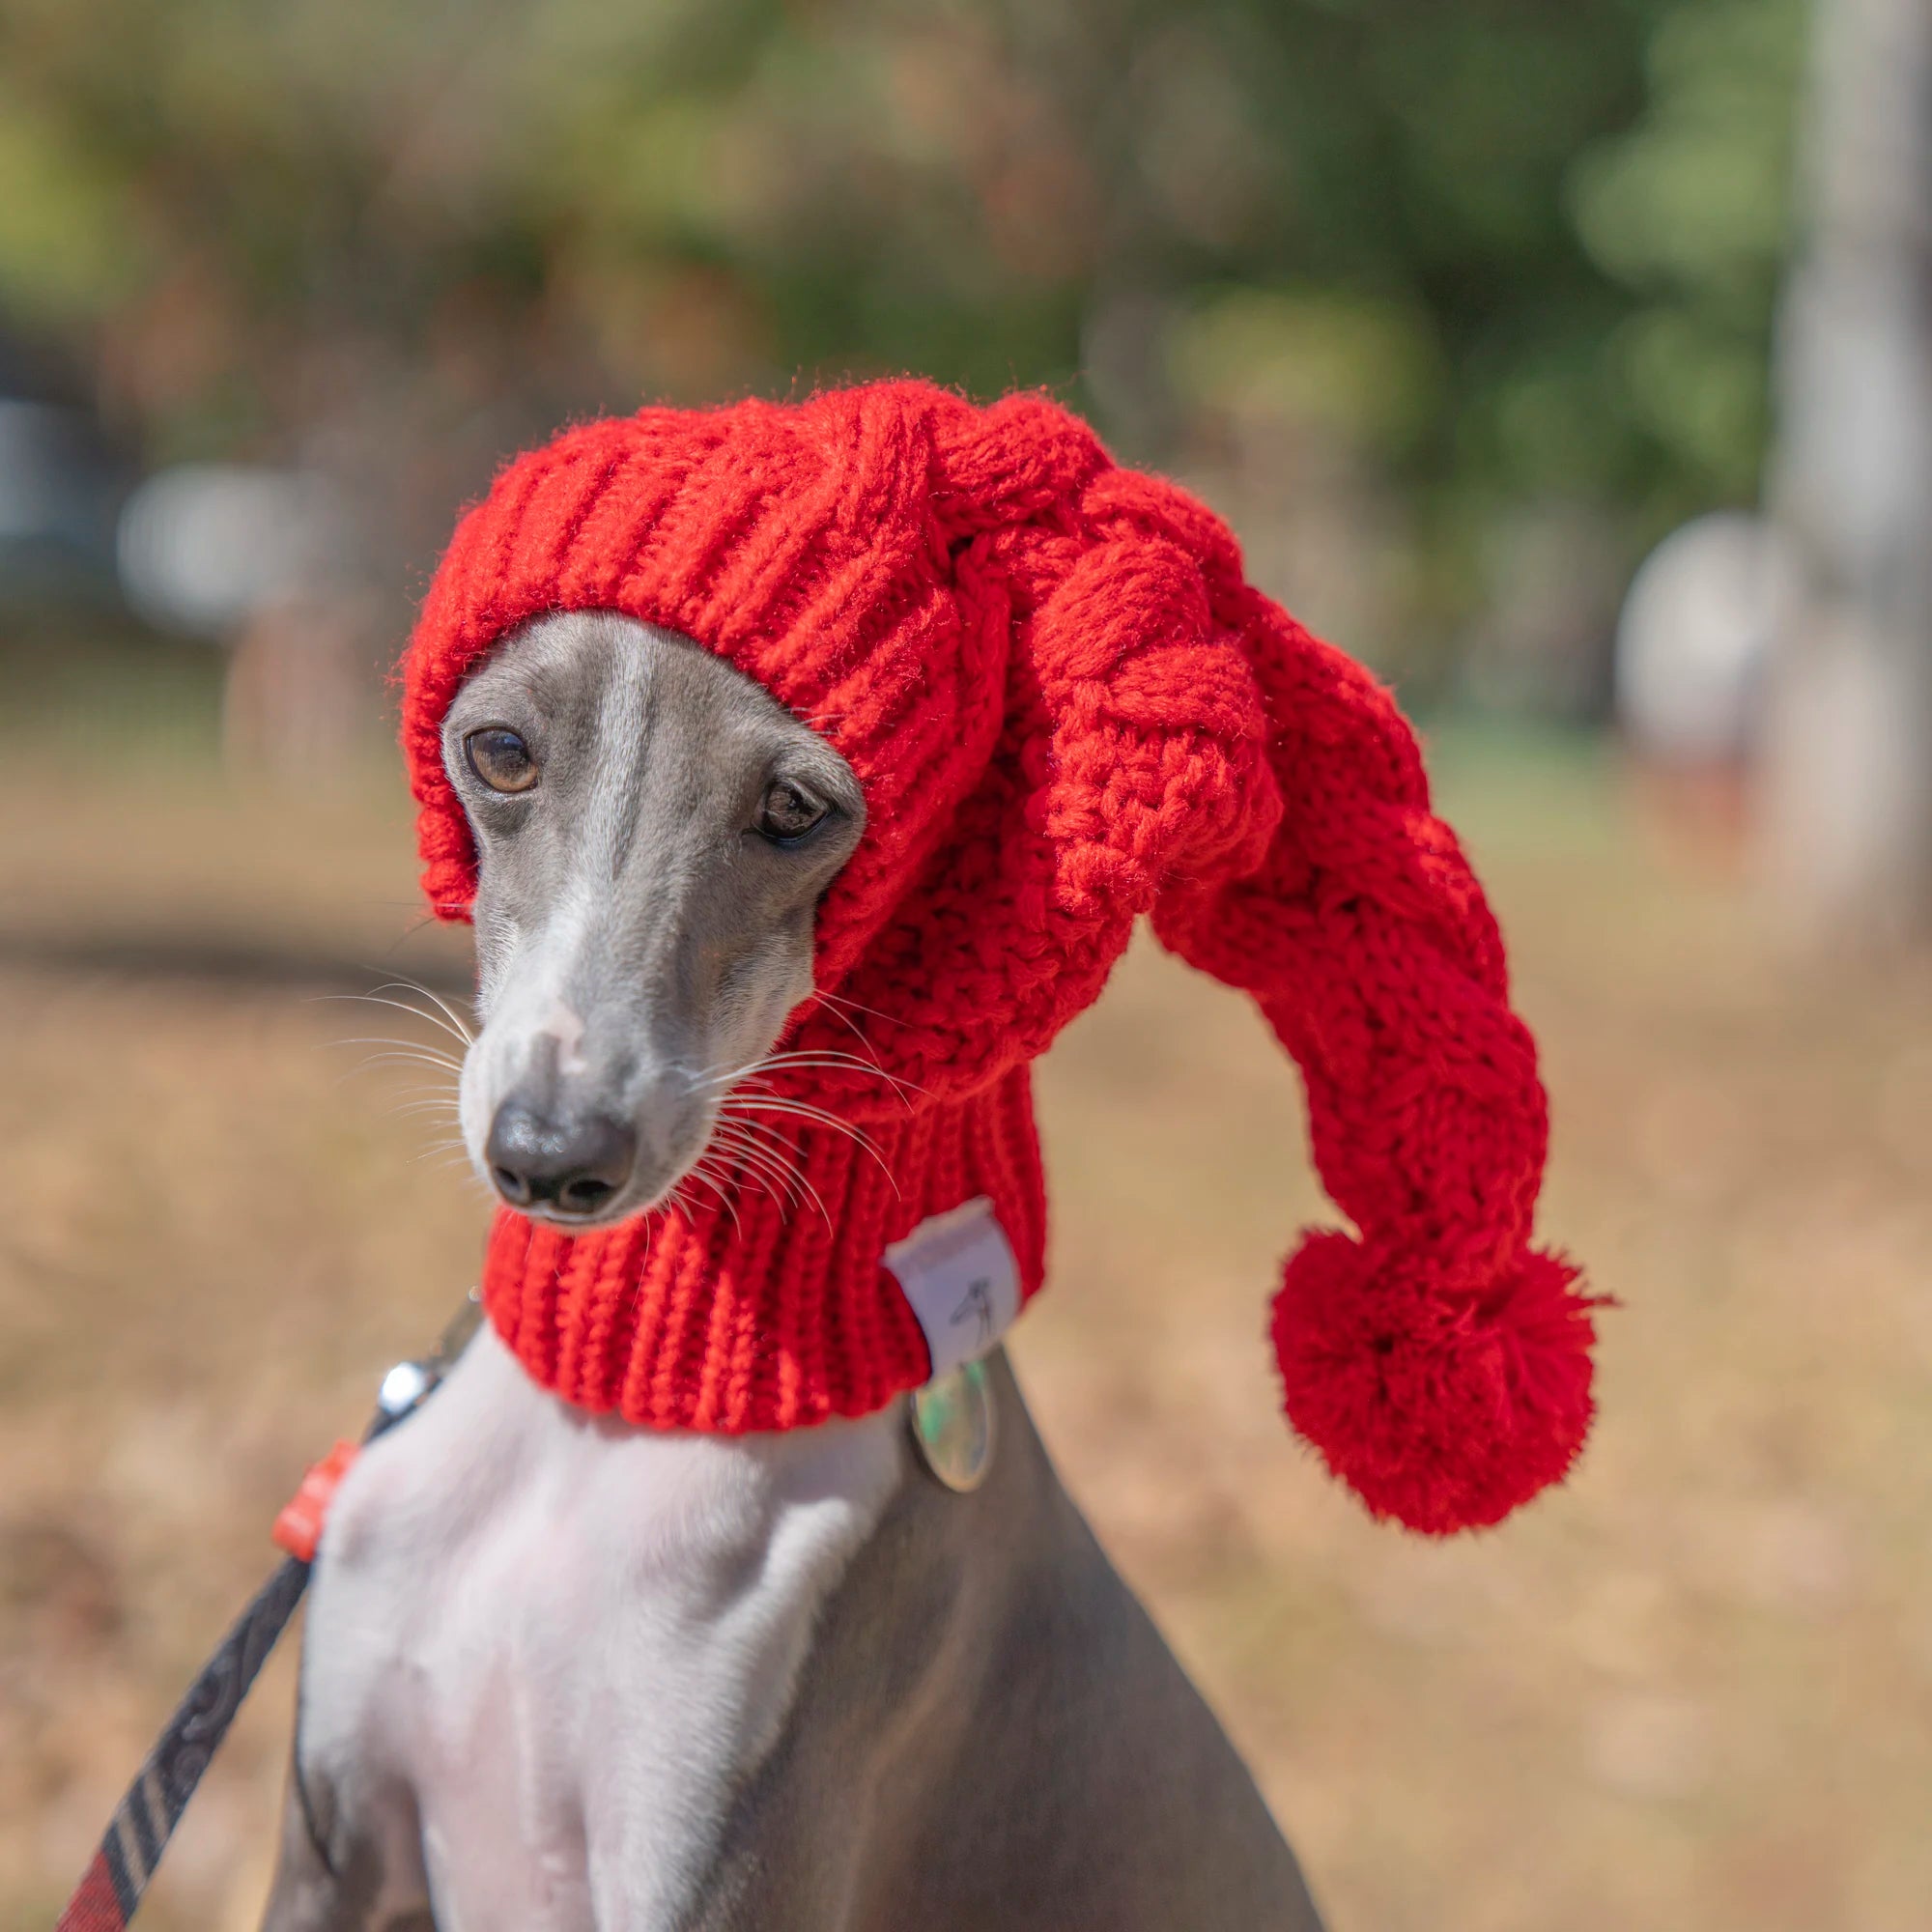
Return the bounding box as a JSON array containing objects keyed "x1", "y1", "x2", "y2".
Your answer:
[{"x1": 261, "y1": 611, "x2": 1324, "y2": 1932}]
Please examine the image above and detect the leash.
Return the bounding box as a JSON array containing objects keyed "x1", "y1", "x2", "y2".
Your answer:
[{"x1": 53, "y1": 1293, "x2": 485, "y2": 1932}]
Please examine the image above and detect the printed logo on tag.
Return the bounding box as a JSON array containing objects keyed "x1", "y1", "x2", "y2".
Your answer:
[{"x1": 883, "y1": 1196, "x2": 1021, "y2": 1381}]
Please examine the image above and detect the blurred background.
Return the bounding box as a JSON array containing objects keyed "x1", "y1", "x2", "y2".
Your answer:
[{"x1": 2, "y1": 0, "x2": 1929, "y2": 1926}]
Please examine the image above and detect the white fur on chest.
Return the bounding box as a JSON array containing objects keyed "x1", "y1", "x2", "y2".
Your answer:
[{"x1": 298, "y1": 1322, "x2": 903, "y2": 1932}]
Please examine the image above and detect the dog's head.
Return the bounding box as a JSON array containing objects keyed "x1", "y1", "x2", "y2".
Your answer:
[{"x1": 444, "y1": 610, "x2": 864, "y2": 1226}]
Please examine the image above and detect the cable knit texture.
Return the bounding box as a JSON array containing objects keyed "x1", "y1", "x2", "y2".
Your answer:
[{"x1": 401, "y1": 380, "x2": 1599, "y2": 1534}]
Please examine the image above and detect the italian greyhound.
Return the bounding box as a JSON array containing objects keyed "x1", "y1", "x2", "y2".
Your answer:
[{"x1": 261, "y1": 610, "x2": 1324, "y2": 1930}]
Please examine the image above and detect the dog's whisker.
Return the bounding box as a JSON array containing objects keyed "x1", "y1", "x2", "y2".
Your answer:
[
  {"x1": 317, "y1": 990, "x2": 474, "y2": 1050},
  {"x1": 723, "y1": 1094, "x2": 878, "y2": 1149},
  {"x1": 679, "y1": 1157, "x2": 745, "y2": 1236},
  {"x1": 430, "y1": 1160, "x2": 491, "y2": 1190},
  {"x1": 730, "y1": 1064, "x2": 920, "y2": 1121},
  {"x1": 692, "y1": 1049, "x2": 922, "y2": 1104},
  {"x1": 796, "y1": 991, "x2": 886, "y2": 1064},
  {"x1": 336, "y1": 1044, "x2": 468, "y2": 1076},
  {"x1": 686, "y1": 1048, "x2": 780, "y2": 1093},
  {"x1": 329, "y1": 1034, "x2": 468, "y2": 1066},
  {"x1": 708, "y1": 1109, "x2": 797, "y2": 1157},
  {"x1": 369, "y1": 975, "x2": 477, "y2": 1046},
  {"x1": 412, "y1": 1143, "x2": 476, "y2": 1169},
  {"x1": 724, "y1": 1079, "x2": 884, "y2": 1130},
  {"x1": 733, "y1": 1128, "x2": 895, "y2": 1198},
  {"x1": 367, "y1": 995, "x2": 469, "y2": 1047},
  {"x1": 665, "y1": 1178, "x2": 730, "y2": 1244},
  {"x1": 331, "y1": 1035, "x2": 467, "y2": 1060},
  {"x1": 718, "y1": 1095, "x2": 897, "y2": 1191},
  {"x1": 707, "y1": 1153, "x2": 801, "y2": 1222},
  {"x1": 335, "y1": 1062, "x2": 467, "y2": 1094},
  {"x1": 811, "y1": 986, "x2": 907, "y2": 1032},
  {"x1": 706, "y1": 1122, "x2": 826, "y2": 1223},
  {"x1": 705, "y1": 1125, "x2": 807, "y2": 1208},
  {"x1": 743, "y1": 1049, "x2": 922, "y2": 1092},
  {"x1": 707, "y1": 1119, "x2": 830, "y2": 1226}
]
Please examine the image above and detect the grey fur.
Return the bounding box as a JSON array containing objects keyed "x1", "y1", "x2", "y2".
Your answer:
[{"x1": 686, "y1": 1351, "x2": 1322, "y2": 1932}]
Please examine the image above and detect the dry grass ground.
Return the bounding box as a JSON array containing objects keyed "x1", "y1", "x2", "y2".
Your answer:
[{"x1": 3, "y1": 683, "x2": 1929, "y2": 1930}]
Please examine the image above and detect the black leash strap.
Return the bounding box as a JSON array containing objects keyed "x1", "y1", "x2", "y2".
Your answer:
[
  {"x1": 54, "y1": 1293, "x2": 484, "y2": 1932},
  {"x1": 57, "y1": 1558, "x2": 312, "y2": 1931}
]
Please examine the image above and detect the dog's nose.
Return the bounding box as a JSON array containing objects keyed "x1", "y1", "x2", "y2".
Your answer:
[{"x1": 486, "y1": 1100, "x2": 637, "y2": 1218}]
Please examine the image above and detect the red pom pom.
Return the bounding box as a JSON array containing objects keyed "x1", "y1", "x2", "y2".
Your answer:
[{"x1": 1271, "y1": 1232, "x2": 1598, "y2": 1535}]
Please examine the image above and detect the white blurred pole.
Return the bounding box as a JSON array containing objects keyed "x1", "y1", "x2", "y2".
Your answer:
[{"x1": 1760, "y1": 0, "x2": 1932, "y2": 944}]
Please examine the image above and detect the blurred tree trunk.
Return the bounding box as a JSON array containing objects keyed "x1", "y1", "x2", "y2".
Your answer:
[{"x1": 1760, "y1": 0, "x2": 1932, "y2": 945}]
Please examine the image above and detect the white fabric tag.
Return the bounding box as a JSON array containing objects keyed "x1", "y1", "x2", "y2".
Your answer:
[{"x1": 883, "y1": 1196, "x2": 1021, "y2": 1381}]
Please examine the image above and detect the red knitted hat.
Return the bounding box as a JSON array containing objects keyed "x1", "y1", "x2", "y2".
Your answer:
[{"x1": 401, "y1": 380, "x2": 1597, "y2": 1535}]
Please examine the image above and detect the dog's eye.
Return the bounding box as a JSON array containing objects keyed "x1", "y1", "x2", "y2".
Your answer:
[
  {"x1": 465, "y1": 727, "x2": 539, "y2": 794},
  {"x1": 755, "y1": 780, "x2": 829, "y2": 844}
]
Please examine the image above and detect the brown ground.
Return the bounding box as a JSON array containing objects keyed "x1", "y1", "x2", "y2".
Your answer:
[{"x1": 2, "y1": 698, "x2": 1929, "y2": 1931}]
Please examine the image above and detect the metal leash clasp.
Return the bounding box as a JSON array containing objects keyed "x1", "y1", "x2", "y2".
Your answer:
[
  {"x1": 270, "y1": 1290, "x2": 486, "y2": 1563},
  {"x1": 371, "y1": 1288, "x2": 485, "y2": 1435}
]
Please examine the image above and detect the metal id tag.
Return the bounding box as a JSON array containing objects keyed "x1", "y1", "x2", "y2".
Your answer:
[{"x1": 909, "y1": 1357, "x2": 996, "y2": 1493}]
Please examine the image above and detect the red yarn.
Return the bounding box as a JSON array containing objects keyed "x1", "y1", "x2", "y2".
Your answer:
[{"x1": 400, "y1": 380, "x2": 1599, "y2": 1533}]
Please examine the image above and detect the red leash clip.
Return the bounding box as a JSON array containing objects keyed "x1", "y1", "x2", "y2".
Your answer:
[{"x1": 271, "y1": 1438, "x2": 360, "y2": 1564}]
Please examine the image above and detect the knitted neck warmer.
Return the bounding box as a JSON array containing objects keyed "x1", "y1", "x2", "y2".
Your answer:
[
  {"x1": 481, "y1": 1069, "x2": 1042, "y2": 1437},
  {"x1": 402, "y1": 381, "x2": 1598, "y2": 1535}
]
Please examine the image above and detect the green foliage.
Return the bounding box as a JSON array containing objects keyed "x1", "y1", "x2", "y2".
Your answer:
[
  {"x1": 1168, "y1": 288, "x2": 1445, "y2": 458},
  {"x1": 0, "y1": 0, "x2": 1808, "y2": 672},
  {"x1": 0, "y1": 81, "x2": 140, "y2": 324},
  {"x1": 1571, "y1": 0, "x2": 1806, "y2": 512}
]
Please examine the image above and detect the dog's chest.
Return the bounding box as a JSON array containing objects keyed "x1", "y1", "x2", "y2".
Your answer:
[{"x1": 296, "y1": 1324, "x2": 901, "y2": 1932}]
